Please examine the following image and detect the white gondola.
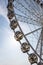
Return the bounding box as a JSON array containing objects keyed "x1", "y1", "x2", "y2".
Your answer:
[
  {"x1": 7, "y1": 11, "x2": 14, "y2": 19},
  {"x1": 7, "y1": 2, "x2": 14, "y2": 11},
  {"x1": 38, "y1": 62, "x2": 43, "y2": 65},
  {"x1": 36, "y1": 0, "x2": 40, "y2": 4},
  {"x1": 21, "y1": 42, "x2": 30, "y2": 53},
  {"x1": 15, "y1": 31, "x2": 23, "y2": 41},
  {"x1": 40, "y1": 2, "x2": 43, "y2": 8},
  {"x1": 34, "y1": 0, "x2": 40, "y2": 4},
  {"x1": 8, "y1": 0, "x2": 14, "y2": 3},
  {"x1": 28, "y1": 53, "x2": 38, "y2": 64},
  {"x1": 10, "y1": 20, "x2": 18, "y2": 30}
]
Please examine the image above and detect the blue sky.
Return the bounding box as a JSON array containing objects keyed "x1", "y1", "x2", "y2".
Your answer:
[
  {"x1": 0, "y1": 13, "x2": 30, "y2": 65},
  {"x1": 0, "y1": 0, "x2": 31, "y2": 65}
]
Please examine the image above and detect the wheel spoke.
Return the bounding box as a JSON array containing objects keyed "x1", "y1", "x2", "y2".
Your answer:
[
  {"x1": 14, "y1": 0, "x2": 40, "y2": 18},
  {"x1": 15, "y1": 13, "x2": 41, "y2": 26},
  {"x1": 25, "y1": 27, "x2": 42, "y2": 36}
]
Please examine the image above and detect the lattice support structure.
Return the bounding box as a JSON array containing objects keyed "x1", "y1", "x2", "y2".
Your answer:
[
  {"x1": 36, "y1": 28, "x2": 43, "y2": 64},
  {"x1": 6, "y1": 0, "x2": 43, "y2": 65}
]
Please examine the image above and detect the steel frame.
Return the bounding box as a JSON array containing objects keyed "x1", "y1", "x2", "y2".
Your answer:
[{"x1": 7, "y1": 0, "x2": 43, "y2": 64}]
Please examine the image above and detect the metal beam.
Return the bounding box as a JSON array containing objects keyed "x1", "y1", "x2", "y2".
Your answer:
[
  {"x1": 25, "y1": 27, "x2": 42, "y2": 36},
  {"x1": 14, "y1": 12, "x2": 43, "y2": 60},
  {"x1": 15, "y1": 0, "x2": 40, "y2": 18}
]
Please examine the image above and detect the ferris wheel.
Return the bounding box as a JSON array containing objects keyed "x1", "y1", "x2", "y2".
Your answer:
[{"x1": 7, "y1": 0, "x2": 43, "y2": 65}]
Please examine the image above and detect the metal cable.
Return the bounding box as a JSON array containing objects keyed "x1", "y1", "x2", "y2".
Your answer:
[
  {"x1": 14, "y1": 0, "x2": 41, "y2": 19},
  {"x1": 24, "y1": 0, "x2": 40, "y2": 16},
  {"x1": 14, "y1": 7, "x2": 39, "y2": 22}
]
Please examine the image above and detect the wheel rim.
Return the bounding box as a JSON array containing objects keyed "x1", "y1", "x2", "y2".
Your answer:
[{"x1": 7, "y1": 0, "x2": 43, "y2": 64}]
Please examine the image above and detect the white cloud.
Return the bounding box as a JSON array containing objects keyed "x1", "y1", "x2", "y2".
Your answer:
[
  {"x1": 0, "y1": 22, "x2": 30, "y2": 65},
  {"x1": 0, "y1": 0, "x2": 9, "y2": 23}
]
